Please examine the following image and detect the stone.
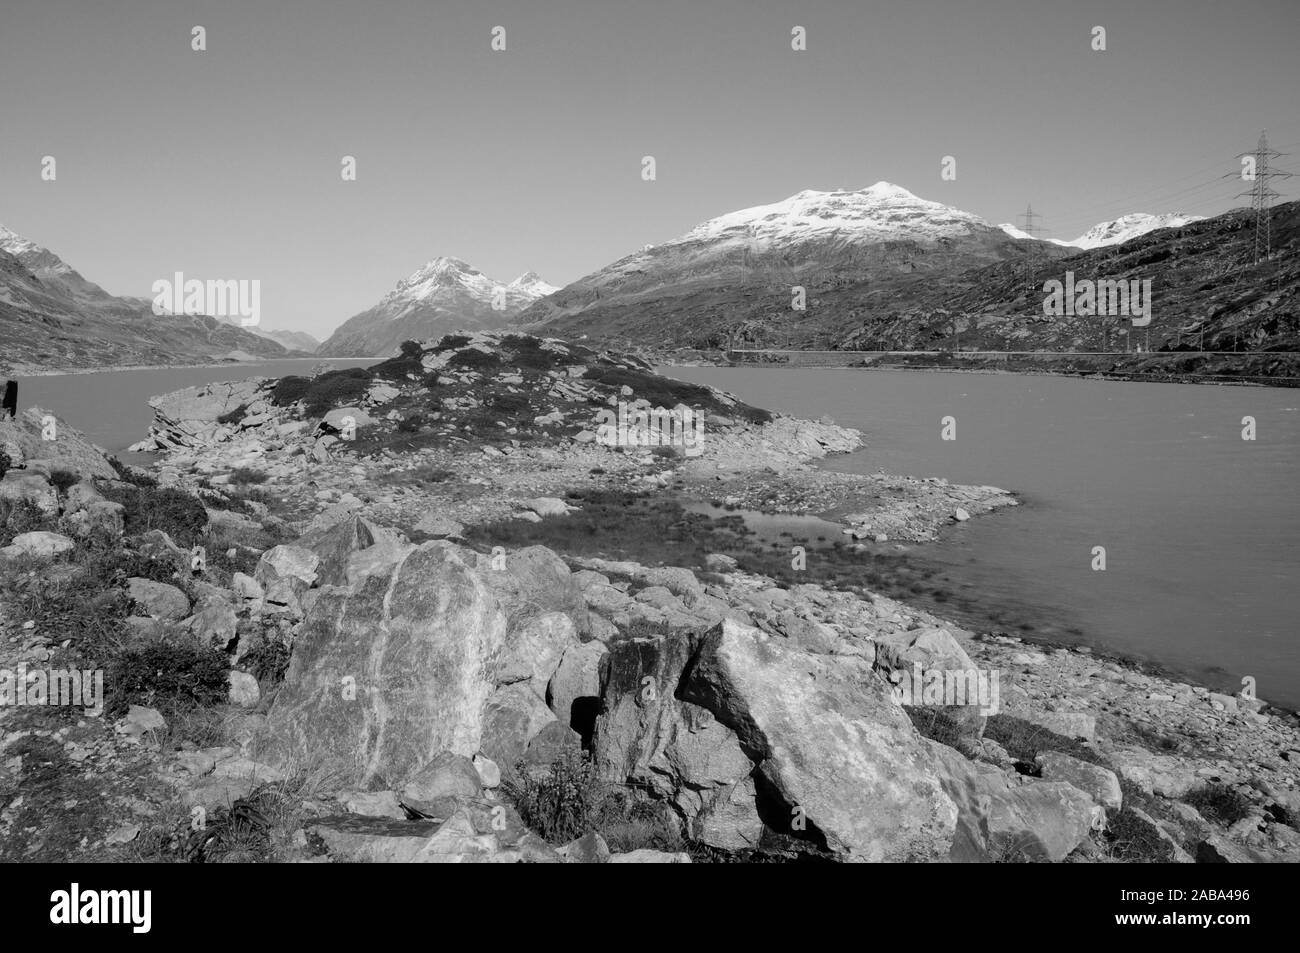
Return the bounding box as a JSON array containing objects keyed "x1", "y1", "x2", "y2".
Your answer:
[
  {"x1": 186, "y1": 605, "x2": 239, "y2": 649},
  {"x1": 261, "y1": 541, "x2": 579, "y2": 789},
  {"x1": 116, "y1": 705, "x2": 167, "y2": 743},
  {"x1": 0, "y1": 470, "x2": 59, "y2": 516},
  {"x1": 254, "y1": 545, "x2": 320, "y2": 590},
  {"x1": 525, "y1": 497, "x2": 570, "y2": 518},
  {"x1": 1021, "y1": 710, "x2": 1097, "y2": 742},
  {"x1": 558, "y1": 831, "x2": 611, "y2": 864},
  {"x1": 402, "y1": 751, "x2": 483, "y2": 812},
  {"x1": 0, "y1": 408, "x2": 117, "y2": 479},
  {"x1": 228, "y1": 671, "x2": 261, "y2": 708},
  {"x1": 127, "y1": 577, "x2": 190, "y2": 621},
  {"x1": 547, "y1": 640, "x2": 608, "y2": 735},
  {"x1": 1035, "y1": 751, "x2": 1122, "y2": 810},
  {"x1": 1, "y1": 531, "x2": 75, "y2": 560},
  {"x1": 414, "y1": 513, "x2": 464, "y2": 538}
]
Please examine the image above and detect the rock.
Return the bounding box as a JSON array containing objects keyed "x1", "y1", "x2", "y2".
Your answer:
[
  {"x1": 338, "y1": 790, "x2": 406, "y2": 820},
  {"x1": 558, "y1": 831, "x2": 611, "y2": 863},
  {"x1": 547, "y1": 640, "x2": 607, "y2": 735},
  {"x1": 254, "y1": 545, "x2": 320, "y2": 591},
  {"x1": 523, "y1": 721, "x2": 582, "y2": 772},
  {"x1": 1109, "y1": 747, "x2": 1197, "y2": 798},
  {"x1": 261, "y1": 540, "x2": 581, "y2": 789},
  {"x1": 293, "y1": 516, "x2": 401, "y2": 588},
  {"x1": 228, "y1": 671, "x2": 261, "y2": 708},
  {"x1": 472, "y1": 754, "x2": 501, "y2": 789},
  {"x1": 1021, "y1": 710, "x2": 1097, "y2": 743},
  {"x1": 954, "y1": 507, "x2": 971, "y2": 522},
  {"x1": 768, "y1": 610, "x2": 838, "y2": 654},
  {"x1": 401, "y1": 751, "x2": 483, "y2": 813},
  {"x1": 1, "y1": 531, "x2": 75, "y2": 560},
  {"x1": 0, "y1": 408, "x2": 117, "y2": 479},
  {"x1": 322, "y1": 407, "x2": 374, "y2": 433},
  {"x1": 414, "y1": 513, "x2": 464, "y2": 538},
  {"x1": 1035, "y1": 751, "x2": 1122, "y2": 810},
  {"x1": 524, "y1": 497, "x2": 570, "y2": 518},
  {"x1": 105, "y1": 824, "x2": 141, "y2": 846},
  {"x1": 127, "y1": 577, "x2": 190, "y2": 621},
  {"x1": 0, "y1": 470, "x2": 59, "y2": 516},
  {"x1": 116, "y1": 705, "x2": 167, "y2": 743},
  {"x1": 186, "y1": 605, "x2": 239, "y2": 648},
  {"x1": 231, "y1": 573, "x2": 265, "y2": 613},
  {"x1": 704, "y1": 553, "x2": 739, "y2": 573},
  {"x1": 927, "y1": 741, "x2": 1101, "y2": 862}
]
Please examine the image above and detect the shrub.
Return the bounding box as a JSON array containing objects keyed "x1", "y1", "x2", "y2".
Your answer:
[
  {"x1": 240, "y1": 641, "x2": 291, "y2": 686},
  {"x1": 0, "y1": 499, "x2": 59, "y2": 546},
  {"x1": 396, "y1": 414, "x2": 424, "y2": 434},
  {"x1": 432, "y1": 334, "x2": 471, "y2": 353},
  {"x1": 422, "y1": 372, "x2": 441, "y2": 389},
  {"x1": 1184, "y1": 783, "x2": 1254, "y2": 826},
  {"x1": 491, "y1": 392, "x2": 529, "y2": 415},
  {"x1": 302, "y1": 368, "x2": 372, "y2": 417},
  {"x1": 502, "y1": 750, "x2": 612, "y2": 845},
  {"x1": 98, "y1": 483, "x2": 209, "y2": 548},
  {"x1": 447, "y1": 348, "x2": 501, "y2": 370},
  {"x1": 107, "y1": 638, "x2": 230, "y2": 717},
  {"x1": 49, "y1": 469, "x2": 81, "y2": 493},
  {"x1": 399, "y1": 340, "x2": 423, "y2": 358},
  {"x1": 270, "y1": 376, "x2": 311, "y2": 407},
  {"x1": 216, "y1": 403, "x2": 248, "y2": 426},
  {"x1": 0, "y1": 448, "x2": 10, "y2": 479}
]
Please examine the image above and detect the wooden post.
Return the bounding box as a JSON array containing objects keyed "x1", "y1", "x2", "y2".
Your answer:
[{"x1": 2, "y1": 380, "x2": 16, "y2": 419}]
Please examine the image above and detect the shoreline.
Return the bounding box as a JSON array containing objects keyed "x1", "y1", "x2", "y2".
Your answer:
[{"x1": 4, "y1": 356, "x2": 373, "y2": 379}]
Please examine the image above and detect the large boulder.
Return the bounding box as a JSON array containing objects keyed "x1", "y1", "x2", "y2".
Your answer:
[
  {"x1": 0, "y1": 408, "x2": 117, "y2": 479},
  {"x1": 592, "y1": 620, "x2": 959, "y2": 862},
  {"x1": 926, "y1": 740, "x2": 1102, "y2": 862},
  {"x1": 0, "y1": 470, "x2": 59, "y2": 516},
  {"x1": 0, "y1": 530, "x2": 75, "y2": 560},
  {"x1": 260, "y1": 540, "x2": 582, "y2": 790}
]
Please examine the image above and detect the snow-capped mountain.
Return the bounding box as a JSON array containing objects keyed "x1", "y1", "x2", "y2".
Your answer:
[
  {"x1": 318, "y1": 256, "x2": 557, "y2": 357},
  {"x1": 998, "y1": 212, "x2": 1205, "y2": 249},
  {"x1": 1068, "y1": 212, "x2": 1205, "y2": 249},
  {"x1": 0, "y1": 223, "x2": 115, "y2": 302},
  {"x1": 520, "y1": 182, "x2": 1030, "y2": 346}
]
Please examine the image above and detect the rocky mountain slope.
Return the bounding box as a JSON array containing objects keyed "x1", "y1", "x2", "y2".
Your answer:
[
  {"x1": 0, "y1": 224, "x2": 290, "y2": 374},
  {"x1": 517, "y1": 183, "x2": 1041, "y2": 349},
  {"x1": 317, "y1": 257, "x2": 557, "y2": 358},
  {"x1": 835, "y1": 200, "x2": 1300, "y2": 366},
  {"x1": 250, "y1": 327, "x2": 319, "y2": 353}
]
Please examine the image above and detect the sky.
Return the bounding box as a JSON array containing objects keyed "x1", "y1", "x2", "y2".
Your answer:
[{"x1": 1, "y1": 0, "x2": 1297, "y2": 338}]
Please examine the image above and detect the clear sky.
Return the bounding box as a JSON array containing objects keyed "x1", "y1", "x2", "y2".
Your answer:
[{"x1": 1, "y1": 0, "x2": 1297, "y2": 337}]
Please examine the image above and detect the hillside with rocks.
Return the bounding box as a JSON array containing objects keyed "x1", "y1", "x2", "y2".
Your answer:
[
  {"x1": 1, "y1": 332, "x2": 1297, "y2": 863},
  {"x1": 0, "y1": 225, "x2": 292, "y2": 374}
]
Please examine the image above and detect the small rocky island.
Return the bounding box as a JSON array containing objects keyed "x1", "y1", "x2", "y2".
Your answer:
[{"x1": 1, "y1": 332, "x2": 1296, "y2": 863}]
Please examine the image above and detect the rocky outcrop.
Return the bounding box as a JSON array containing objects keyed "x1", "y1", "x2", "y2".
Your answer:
[
  {"x1": 260, "y1": 535, "x2": 588, "y2": 790},
  {"x1": 592, "y1": 619, "x2": 960, "y2": 862}
]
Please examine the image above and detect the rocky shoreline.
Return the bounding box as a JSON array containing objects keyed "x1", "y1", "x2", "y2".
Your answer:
[{"x1": 1, "y1": 331, "x2": 1297, "y2": 863}]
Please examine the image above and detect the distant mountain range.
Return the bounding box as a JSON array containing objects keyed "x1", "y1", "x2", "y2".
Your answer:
[
  {"x1": 997, "y1": 212, "x2": 1205, "y2": 249},
  {"x1": 517, "y1": 184, "x2": 1294, "y2": 362},
  {"x1": 0, "y1": 224, "x2": 292, "y2": 374},
  {"x1": 517, "y1": 182, "x2": 1043, "y2": 346},
  {"x1": 316, "y1": 257, "x2": 556, "y2": 357}
]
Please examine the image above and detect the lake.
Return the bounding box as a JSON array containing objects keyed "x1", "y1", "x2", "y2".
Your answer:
[
  {"x1": 11, "y1": 360, "x2": 374, "y2": 457},
  {"x1": 663, "y1": 366, "x2": 1300, "y2": 709}
]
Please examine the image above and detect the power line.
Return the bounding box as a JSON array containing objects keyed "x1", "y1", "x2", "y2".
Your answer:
[{"x1": 1227, "y1": 130, "x2": 1293, "y2": 264}]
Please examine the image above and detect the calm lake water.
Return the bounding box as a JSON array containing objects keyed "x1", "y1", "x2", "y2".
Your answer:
[
  {"x1": 13, "y1": 360, "x2": 374, "y2": 456},
  {"x1": 664, "y1": 366, "x2": 1300, "y2": 708}
]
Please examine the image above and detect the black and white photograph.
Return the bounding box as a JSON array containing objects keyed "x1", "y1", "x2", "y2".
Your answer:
[{"x1": 0, "y1": 0, "x2": 1296, "y2": 923}]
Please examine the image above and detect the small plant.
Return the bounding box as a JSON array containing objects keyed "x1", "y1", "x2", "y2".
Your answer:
[
  {"x1": 502, "y1": 750, "x2": 609, "y2": 844},
  {"x1": 432, "y1": 334, "x2": 471, "y2": 353},
  {"x1": 106, "y1": 638, "x2": 230, "y2": 717},
  {"x1": 1184, "y1": 783, "x2": 1254, "y2": 827},
  {"x1": 396, "y1": 414, "x2": 424, "y2": 433},
  {"x1": 447, "y1": 348, "x2": 501, "y2": 370},
  {"x1": 240, "y1": 640, "x2": 291, "y2": 686},
  {"x1": 271, "y1": 376, "x2": 311, "y2": 407}
]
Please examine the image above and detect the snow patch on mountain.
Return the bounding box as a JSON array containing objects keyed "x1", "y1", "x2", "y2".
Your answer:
[
  {"x1": 999, "y1": 212, "x2": 1205, "y2": 249},
  {"x1": 679, "y1": 182, "x2": 994, "y2": 250}
]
